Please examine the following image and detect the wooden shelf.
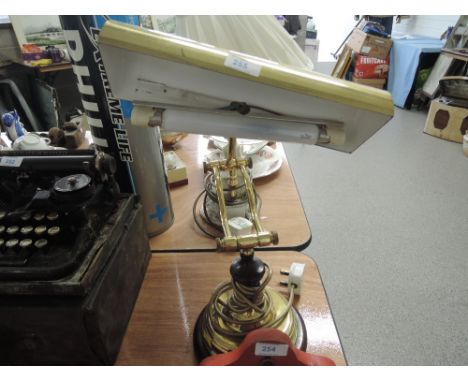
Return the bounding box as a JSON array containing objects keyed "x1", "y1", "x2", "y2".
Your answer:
[
  {"x1": 19, "y1": 60, "x2": 72, "y2": 73},
  {"x1": 36, "y1": 62, "x2": 72, "y2": 73}
]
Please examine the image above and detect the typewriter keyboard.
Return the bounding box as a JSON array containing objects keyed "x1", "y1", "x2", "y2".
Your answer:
[{"x1": 0, "y1": 208, "x2": 63, "y2": 265}]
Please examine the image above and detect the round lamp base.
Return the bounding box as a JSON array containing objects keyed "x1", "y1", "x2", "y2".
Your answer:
[{"x1": 193, "y1": 304, "x2": 307, "y2": 363}]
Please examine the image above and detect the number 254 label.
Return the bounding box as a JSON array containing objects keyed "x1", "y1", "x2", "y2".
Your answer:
[{"x1": 255, "y1": 342, "x2": 289, "y2": 357}]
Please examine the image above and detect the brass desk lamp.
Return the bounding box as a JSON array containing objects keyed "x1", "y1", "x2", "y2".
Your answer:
[
  {"x1": 193, "y1": 136, "x2": 306, "y2": 358},
  {"x1": 97, "y1": 20, "x2": 393, "y2": 360}
]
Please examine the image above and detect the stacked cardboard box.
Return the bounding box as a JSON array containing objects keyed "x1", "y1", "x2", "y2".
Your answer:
[
  {"x1": 347, "y1": 28, "x2": 392, "y2": 59},
  {"x1": 346, "y1": 28, "x2": 392, "y2": 89},
  {"x1": 352, "y1": 77, "x2": 387, "y2": 89}
]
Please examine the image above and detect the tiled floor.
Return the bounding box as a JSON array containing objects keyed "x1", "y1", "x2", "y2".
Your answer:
[{"x1": 284, "y1": 107, "x2": 468, "y2": 365}]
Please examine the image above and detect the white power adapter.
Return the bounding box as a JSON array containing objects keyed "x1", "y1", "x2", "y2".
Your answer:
[
  {"x1": 280, "y1": 262, "x2": 305, "y2": 295},
  {"x1": 228, "y1": 216, "x2": 253, "y2": 236}
]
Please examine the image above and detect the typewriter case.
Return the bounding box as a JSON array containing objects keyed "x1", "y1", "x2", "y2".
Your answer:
[{"x1": 0, "y1": 152, "x2": 151, "y2": 365}]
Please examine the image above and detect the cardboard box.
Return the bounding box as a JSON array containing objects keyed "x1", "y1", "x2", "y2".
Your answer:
[
  {"x1": 347, "y1": 28, "x2": 392, "y2": 59},
  {"x1": 352, "y1": 76, "x2": 386, "y2": 89},
  {"x1": 164, "y1": 150, "x2": 188, "y2": 187},
  {"x1": 424, "y1": 98, "x2": 468, "y2": 143},
  {"x1": 354, "y1": 54, "x2": 389, "y2": 79}
]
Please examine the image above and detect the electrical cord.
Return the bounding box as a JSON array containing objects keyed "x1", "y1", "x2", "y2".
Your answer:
[
  {"x1": 192, "y1": 189, "x2": 218, "y2": 239},
  {"x1": 201, "y1": 261, "x2": 295, "y2": 352},
  {"x1": 218, "y1": 102, "x2": 283, "y2": 116}
]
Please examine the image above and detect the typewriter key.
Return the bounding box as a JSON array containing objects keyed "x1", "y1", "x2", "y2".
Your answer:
[
  {"x1": 19, "y1": 238, "x2": 33, "y2": 249},
  {"x1": 48, "y1": 226, "x2": 61, "y2": 236},
  {"x1": 21, "y1": 211, "x2": 32, "y2": 221},
  {"x1": 34, "y1": 225, "x2": 47, "y2": 235},
  {"x1": 0, "y1": 238, "x2": 4, "y2": 248},
  {"x1": 33, "y1": 212, "x2": 46, "y2": 222},
  {"x1": 6, "y1": 238, "x2": 19, "y2": 249},
  {"x1": 46, "y1": 211, "x2": 59, "y2": 221},
  {"x1": 21, "y1": 226, "x2": 34, "y2": 235},
  {"x1": 35, "y1": 239, "x2": 48, "y2": 249},
  {"x1": 0, "y1": 225, "x2": 5, "y2": 234},
  {"x1": 0, "y1": 211, "x2": 5, "y2": 220},
  {"x1": 6, "y1": 226, "x2": 19, "y2": 235}
]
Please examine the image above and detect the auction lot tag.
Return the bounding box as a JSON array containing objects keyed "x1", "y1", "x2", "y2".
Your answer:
[
  {"x1": 0, "y1": 156, "x2": 23, "y2": 167},
  {"x1": 255, "y1": 342, "x2": 289, "y2": 357},
  {"x1": 225, "y1": 54, "x2": 262, "y2": 77}
]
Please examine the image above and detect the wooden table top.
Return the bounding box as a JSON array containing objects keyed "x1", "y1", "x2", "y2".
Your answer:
[
  {"x1": 116, "y1": 251, "x2": 346, "y2": 366},
  {"x1": 150, "y1": 135, "x2": 311, "y2": 252}
]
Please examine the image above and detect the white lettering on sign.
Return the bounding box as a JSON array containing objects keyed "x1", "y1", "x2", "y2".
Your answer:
[
  {"x1": 64, "y1": 27, "x2": 132, "y2": 162},
  {"x1": 87, "y1": 115, "x2": 103, "y2": 128},
  {"x1": 359, "y1": 56, "x2": 387, "y2": 65},
  {"x1": 63, "y1": 30, "x2": 84, "y2": 61},
  {"x1": 224, "y1": 54, "x2": 262, "y2": 77},
  {"x1": 64, "y1": 28, "x2": 109, "y2": 151},
  {"x1": 0, "y1": 156, "x2": 23, "y2": 167},
  {"x1": 72, "y1": 65, "x2": 95, "y2": 95},
  {"x1": 254, "y1": 342, "x2": 289, "y2": 357},
  {"x1": 114, "y1": 129, "x2": 133, "y2": 162}
]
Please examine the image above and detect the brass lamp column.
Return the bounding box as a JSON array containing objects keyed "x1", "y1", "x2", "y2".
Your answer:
[
  {"x1": 193, "y1": 138, "x2": 307, "y2": 360},
  {"x1": 203, "y1": 137, "x2": 278, "y2": 251}
]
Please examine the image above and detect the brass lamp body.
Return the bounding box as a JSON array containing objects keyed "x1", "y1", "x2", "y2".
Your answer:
[{"x1": 194, "y1": 137, "x2": 307, "y2": 360}]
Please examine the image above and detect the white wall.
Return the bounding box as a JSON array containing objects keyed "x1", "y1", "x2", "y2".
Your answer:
[
  {"x1": 392, "y1": 15, "x2": 459, "y2": 38},
  {"x1": 312, "y1": 14, "x2": 357, "y2": 62}
]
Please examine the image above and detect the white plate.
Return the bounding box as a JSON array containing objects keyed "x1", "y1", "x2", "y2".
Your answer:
[
  {"x1": 250, "y1": 146, "x2": 283, "y2": 179},
  {"x1": 204, "y1": 145, "x2": 282, "y2": 179},
  {"x1": 209, "y1": 136, "x2": 268, "y2": 156}
]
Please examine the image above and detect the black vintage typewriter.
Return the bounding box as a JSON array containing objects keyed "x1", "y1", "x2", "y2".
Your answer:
[
  {"x1": 0, "y1": 149, "x2": 119, "y2": 282},
  {"x1": 0, "y1": 149, "x2": 150, "y2": 365}
]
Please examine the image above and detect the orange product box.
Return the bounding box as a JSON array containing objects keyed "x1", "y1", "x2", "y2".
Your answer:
[{"x1": 354, "y1": 54, "x2": 389, "y2": 79}]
